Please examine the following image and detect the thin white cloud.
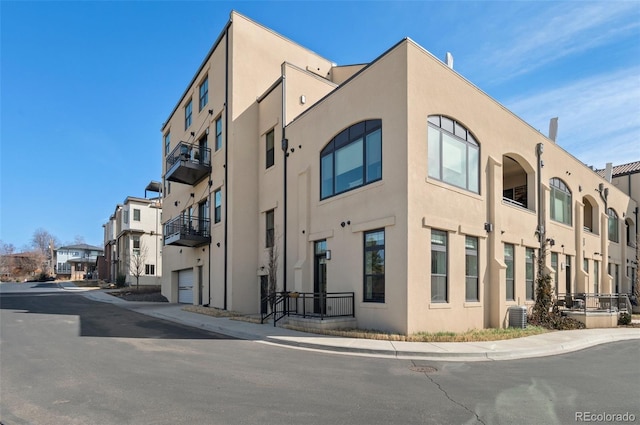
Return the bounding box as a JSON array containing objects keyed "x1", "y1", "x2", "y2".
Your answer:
[
  {"x1": 504, "y1": 67, "x2": 640, "y2": 168},
  {"x1": 478, "y1": 2, "x2": 640, "y2": 80}
]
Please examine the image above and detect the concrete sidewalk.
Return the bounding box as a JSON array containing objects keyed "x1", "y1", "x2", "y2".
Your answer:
[{"x1": 81, "y1": 289, "x2": 640, "y2": 362}]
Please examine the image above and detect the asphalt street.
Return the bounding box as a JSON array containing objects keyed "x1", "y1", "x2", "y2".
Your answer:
[{"x1": 1, "y1": 291, "x2": 639, "y2": 425}]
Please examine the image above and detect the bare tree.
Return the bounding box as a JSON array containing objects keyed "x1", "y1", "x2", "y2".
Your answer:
[
  {"x1": 73, "y1": 235, "x2": 86, "y2": 245},
  {"x1": 31, "y1": 228, "x2": 58, "y2": 275},
  {"x1": 267, "y1": 236, "x2": 279, "y2": 313},
  {"x1": 0, "y1": 240, "x2": 16, "y2": 280},
  {"x1": 129, "y1": 241, "x2": 148, "y2": 289}
]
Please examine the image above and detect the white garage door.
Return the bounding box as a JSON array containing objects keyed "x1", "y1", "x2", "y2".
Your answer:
[{"x1": 178, "y1": 269, "x2": 194, "y2": 304}]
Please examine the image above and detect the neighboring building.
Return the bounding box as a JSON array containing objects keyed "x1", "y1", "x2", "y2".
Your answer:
[
  {"x1": 103, "y1": 182, "x2": 163, "y2": 286},
  {"x1": 598, "y1": 161, "x2": 640, "y2": 297},
  {"x1": 55, "y1": 244, "x2": 104, "y2": 280},
  {"x1": 160, "y1": 11, "x2": 637, "y2": 333}
]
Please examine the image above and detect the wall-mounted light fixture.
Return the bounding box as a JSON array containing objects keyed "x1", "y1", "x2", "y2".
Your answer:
[
  {"x1": 546, "y1": 238, "x2": 555, "y2": 247},
  {"x1": 484, "y1": 223, "x2": 493, "y2": 233},
  {"x1": 190, "y1": 131, "x2": 195, "y2": 137},
  {"x1": 325, "y1": 250, "x2": 331, "y2": 260}
]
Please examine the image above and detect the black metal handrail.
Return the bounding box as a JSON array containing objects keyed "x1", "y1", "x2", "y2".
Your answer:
[
  {"x1": 166, "y1": 141, "x2": 211, "y2": 169},
  {"x1": 556, "y1": 293, "x2": 631, "y2": 313},
  {"x1": 260, "y1": 291, "x2": 355, "y2": 326},
  {"x1": 164, "y1": 215, "x2": 210, "y2": 240}
]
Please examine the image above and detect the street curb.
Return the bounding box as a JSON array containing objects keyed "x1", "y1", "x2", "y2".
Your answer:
[{"x1": 80, "y1": 291, "x2": 640, "y2": 362}]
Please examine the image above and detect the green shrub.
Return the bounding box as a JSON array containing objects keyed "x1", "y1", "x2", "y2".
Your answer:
[
  {"x1": 115, "y1": 274, "x2": 127, "y2": 288},
  {"x1": 618, "y1": 312, "x2": 632, "y2": 325}
]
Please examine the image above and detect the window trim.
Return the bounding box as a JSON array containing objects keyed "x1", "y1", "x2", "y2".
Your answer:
[
  {"x1": 185, "y1": 99, "x2": 193, "y2": 130},
  {"x1": 199, "y1": 76, "x2": 208, "y2": 112},
  {"x1": 320, "y1": 119, "x2": 382, "y2": 200},
  {"x1": 214, "y1": 189, "x2": 222, "y2": 224},
  {"x1": 465, "y1": 236, "x2": 479, "y2": 302},
  {"x1": 505, "y1": 243, "x2": 515, "y2": 301},
  {"x1": 265, "y1": 209, "x2": 274, "y2": 248},
  {"x1": 215, "y1": 116, "x2": 222, "y2": 151},
  {"x1": 427, "y1": 115, "x2": 480, "y2": 194},
  {"x1": 363, "y1": 228, "x2": 385, "y2": 303},
  {"x1": 431, "y1": 229, "x2": 448, "y2": 303},
  {"x1": 549, "y1": 177, "x2": 572, "y2": 226},
  {"x1": 607, "y1": 208, "x2": 619, "y2": 243},
  {"x1": 525, "y1": 247, "x2": 535, "y2": 301},
  {"x1": 266, "y1": 129, "x2": 275, "y2": 169}
]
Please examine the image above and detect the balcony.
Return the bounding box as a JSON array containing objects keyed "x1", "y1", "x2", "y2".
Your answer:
[
  {"x1": 164, "y1": 215, "x2": 211, "y2": 247},
  {"x1": 165, "y1": 142, "x2": 211, "y2": 185}
]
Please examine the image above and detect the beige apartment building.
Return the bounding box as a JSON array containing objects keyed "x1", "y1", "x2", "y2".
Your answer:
[
  {"x1": 160, "y1": 11, "x2": 637, "y2": 333},
  {"x1": 104, "y1": 184, "x2": 163, "y2": 286}
]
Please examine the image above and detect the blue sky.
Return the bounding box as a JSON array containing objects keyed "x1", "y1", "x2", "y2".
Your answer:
[{"x1": 1, "y1": 1, "x2": 639, "y2": 250}]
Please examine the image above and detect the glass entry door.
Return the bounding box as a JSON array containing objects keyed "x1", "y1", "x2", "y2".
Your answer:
[{"x1": 314, "y1": 240, "x2": 327, "y2": 314}]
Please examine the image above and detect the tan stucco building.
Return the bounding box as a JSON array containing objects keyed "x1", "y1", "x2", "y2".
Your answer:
[{"x1": 160, "y1": 12, "x2": 637, "y2": 333}]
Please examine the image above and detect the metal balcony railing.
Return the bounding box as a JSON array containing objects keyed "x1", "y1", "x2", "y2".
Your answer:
[
  {"x1": 165, "y1": 141, "x2": 212, "y2": 185},
  {"x1": 164, "y1": 214, "x2": 211, "y2": 247}
]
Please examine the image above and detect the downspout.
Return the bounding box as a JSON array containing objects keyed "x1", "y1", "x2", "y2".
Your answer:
[
  {"x1": 223, "y1": 25, "x2": 229, "y2": 310},
  {"x1": 536, "y1": 143, "x2": 545, "y2": 261},
  {"x1": 281, "y1": 63, "x2": 288, "y2": 292}
]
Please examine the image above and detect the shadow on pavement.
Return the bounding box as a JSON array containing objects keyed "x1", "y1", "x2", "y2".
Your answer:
[{"x1": 0, "y1": 293, "x2": 235, "y2": 340}]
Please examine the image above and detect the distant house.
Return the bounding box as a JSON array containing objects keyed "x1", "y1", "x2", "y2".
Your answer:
[
  {"x1": 55, "y1": 244, "x2": 104, "y2": 280},
  {"x1": 102, "y1": 182, "x2": 163, "y2": 285}
]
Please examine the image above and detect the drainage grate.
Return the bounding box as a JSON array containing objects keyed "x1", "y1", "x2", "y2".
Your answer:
[{"x1": 409, "y1": 365, "x2": 438, "y2": 374}]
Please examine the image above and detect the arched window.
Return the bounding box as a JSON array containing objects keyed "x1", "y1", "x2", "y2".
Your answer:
[
  {"x1": 320, "y1": 120, "x2": 382, "y2": 199},
  {"x1": 608, "y1": 208, "x2": 619, "y2": 243},
  {"x1": 550, "y1": 178, "x2": 572, "y2": 226},
  {"x1": 428, "y1": 115, "x2": 479, "y2": 193}
]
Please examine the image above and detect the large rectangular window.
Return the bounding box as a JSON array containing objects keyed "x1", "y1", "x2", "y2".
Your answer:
[
  {"x1": 525, "y1": 248, "x2": 534, "y2": 301},
  {"x1": 199, "y1": 77, "x2": 208, "y2": 111},
  {"x1": 431, "y1": 229, "x2": 448, "y2": 303},
  {"x1": 364, "y1": 229, "x2": 385, "y2": 303},
  {"x1": 214, "y1": 189, "x2": 221, "y2": 223},
  {"x1": 185, "y1": 99, "x2": 193, "y2": 130},
  {"x1": 132, "y1": 237, "x2": 140, "y2": 255},
  {"x1": 145, "y1": 264, "x2": 155, "y2": 275},
  {"x1": 505, "y1": 244, "x2": 515, "y2": 301},
  {"x1": 133, "y1": 208, "x2": 140, "y2": 222},
  {"x1": 465, "y1": 236, "x2": 479, "y2": 302},
  {"x1": 265, "y1": 209, "x2": 274, "y2": 248},
  {"x1": 215, "y1": 117, "x2": 222, "y2": 151},
  {"x1": 266, "y1": 130, "x2": 275, "y2": 169}
]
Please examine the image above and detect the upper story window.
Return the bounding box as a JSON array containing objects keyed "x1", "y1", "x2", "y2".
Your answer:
[
  {"x1": 266, "y1": 129, "x2": 275, "y2": 169},
  {"x1": 608, "y1": 208, "x2": 619, "y2": 243},
  {"x1": 215, "y1": 117, "x2": 223, "y2": 151},
  {"x1": 123, "y1": 210, "x2": 129, "y2": 224},
  {"x1": 185, "y1": 99, "x2": 193, "y2": 130},
  {"x1": 133, "y1": 209, "x2": 140, "y2": 221},
  {"x1": 320, "y1": 119, "x2": 382, "y2": 199},
  {"x1": 199, "y1": 77, "x2": 208, "y2": 111},
  {"x1": 164, "y1": 132, "x2": 170, "y2": 155},
  {"x1": 550, "y1": 178, "x2": 572, "y2": 226},
  {"x1": 428, "y1": 115, "x2": 479, "y2": 193},
  {"x1": 214, "y1": 189, "x2": 222, "y2": 223}
]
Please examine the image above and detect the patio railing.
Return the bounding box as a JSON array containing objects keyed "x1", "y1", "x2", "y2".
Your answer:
[
  {"x1": 556, "y1": 293, "x2": 632, "y2": 313},
  {"x1": 261, "y1": 291, "x2": 355, "y2": 326}
]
